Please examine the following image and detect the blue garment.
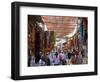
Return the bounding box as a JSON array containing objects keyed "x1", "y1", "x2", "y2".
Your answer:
[{"x1": 79, "y1": 18, "x2": 83, "y2": 38}]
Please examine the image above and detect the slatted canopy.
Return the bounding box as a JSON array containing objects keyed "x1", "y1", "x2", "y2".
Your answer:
[{"x1": 42, "y1": 16, "x2": 78, "y2": 38}]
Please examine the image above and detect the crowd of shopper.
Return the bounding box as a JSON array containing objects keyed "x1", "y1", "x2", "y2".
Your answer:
[{"x1": 29, "y1": 45, "x2": 87, "y2": 66}]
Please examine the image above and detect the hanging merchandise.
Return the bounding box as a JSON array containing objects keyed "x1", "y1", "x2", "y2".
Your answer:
[
  {"x1": 83, "y1": 17, "x2": 87, "y2": 31},
  {"x1": 79, "y1": 18, "x2": 83, "y2": 39},
  {"x1": 50, "y1": 31, "x2": 56, "y2": 50},
  {"x1": 82, "y1": 17, "x2": 88, "y2": 44}
]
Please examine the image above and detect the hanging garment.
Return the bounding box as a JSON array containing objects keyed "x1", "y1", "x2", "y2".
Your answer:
[{"x1": 79, "y1": 18, "x2": 83, "y2": 38}]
